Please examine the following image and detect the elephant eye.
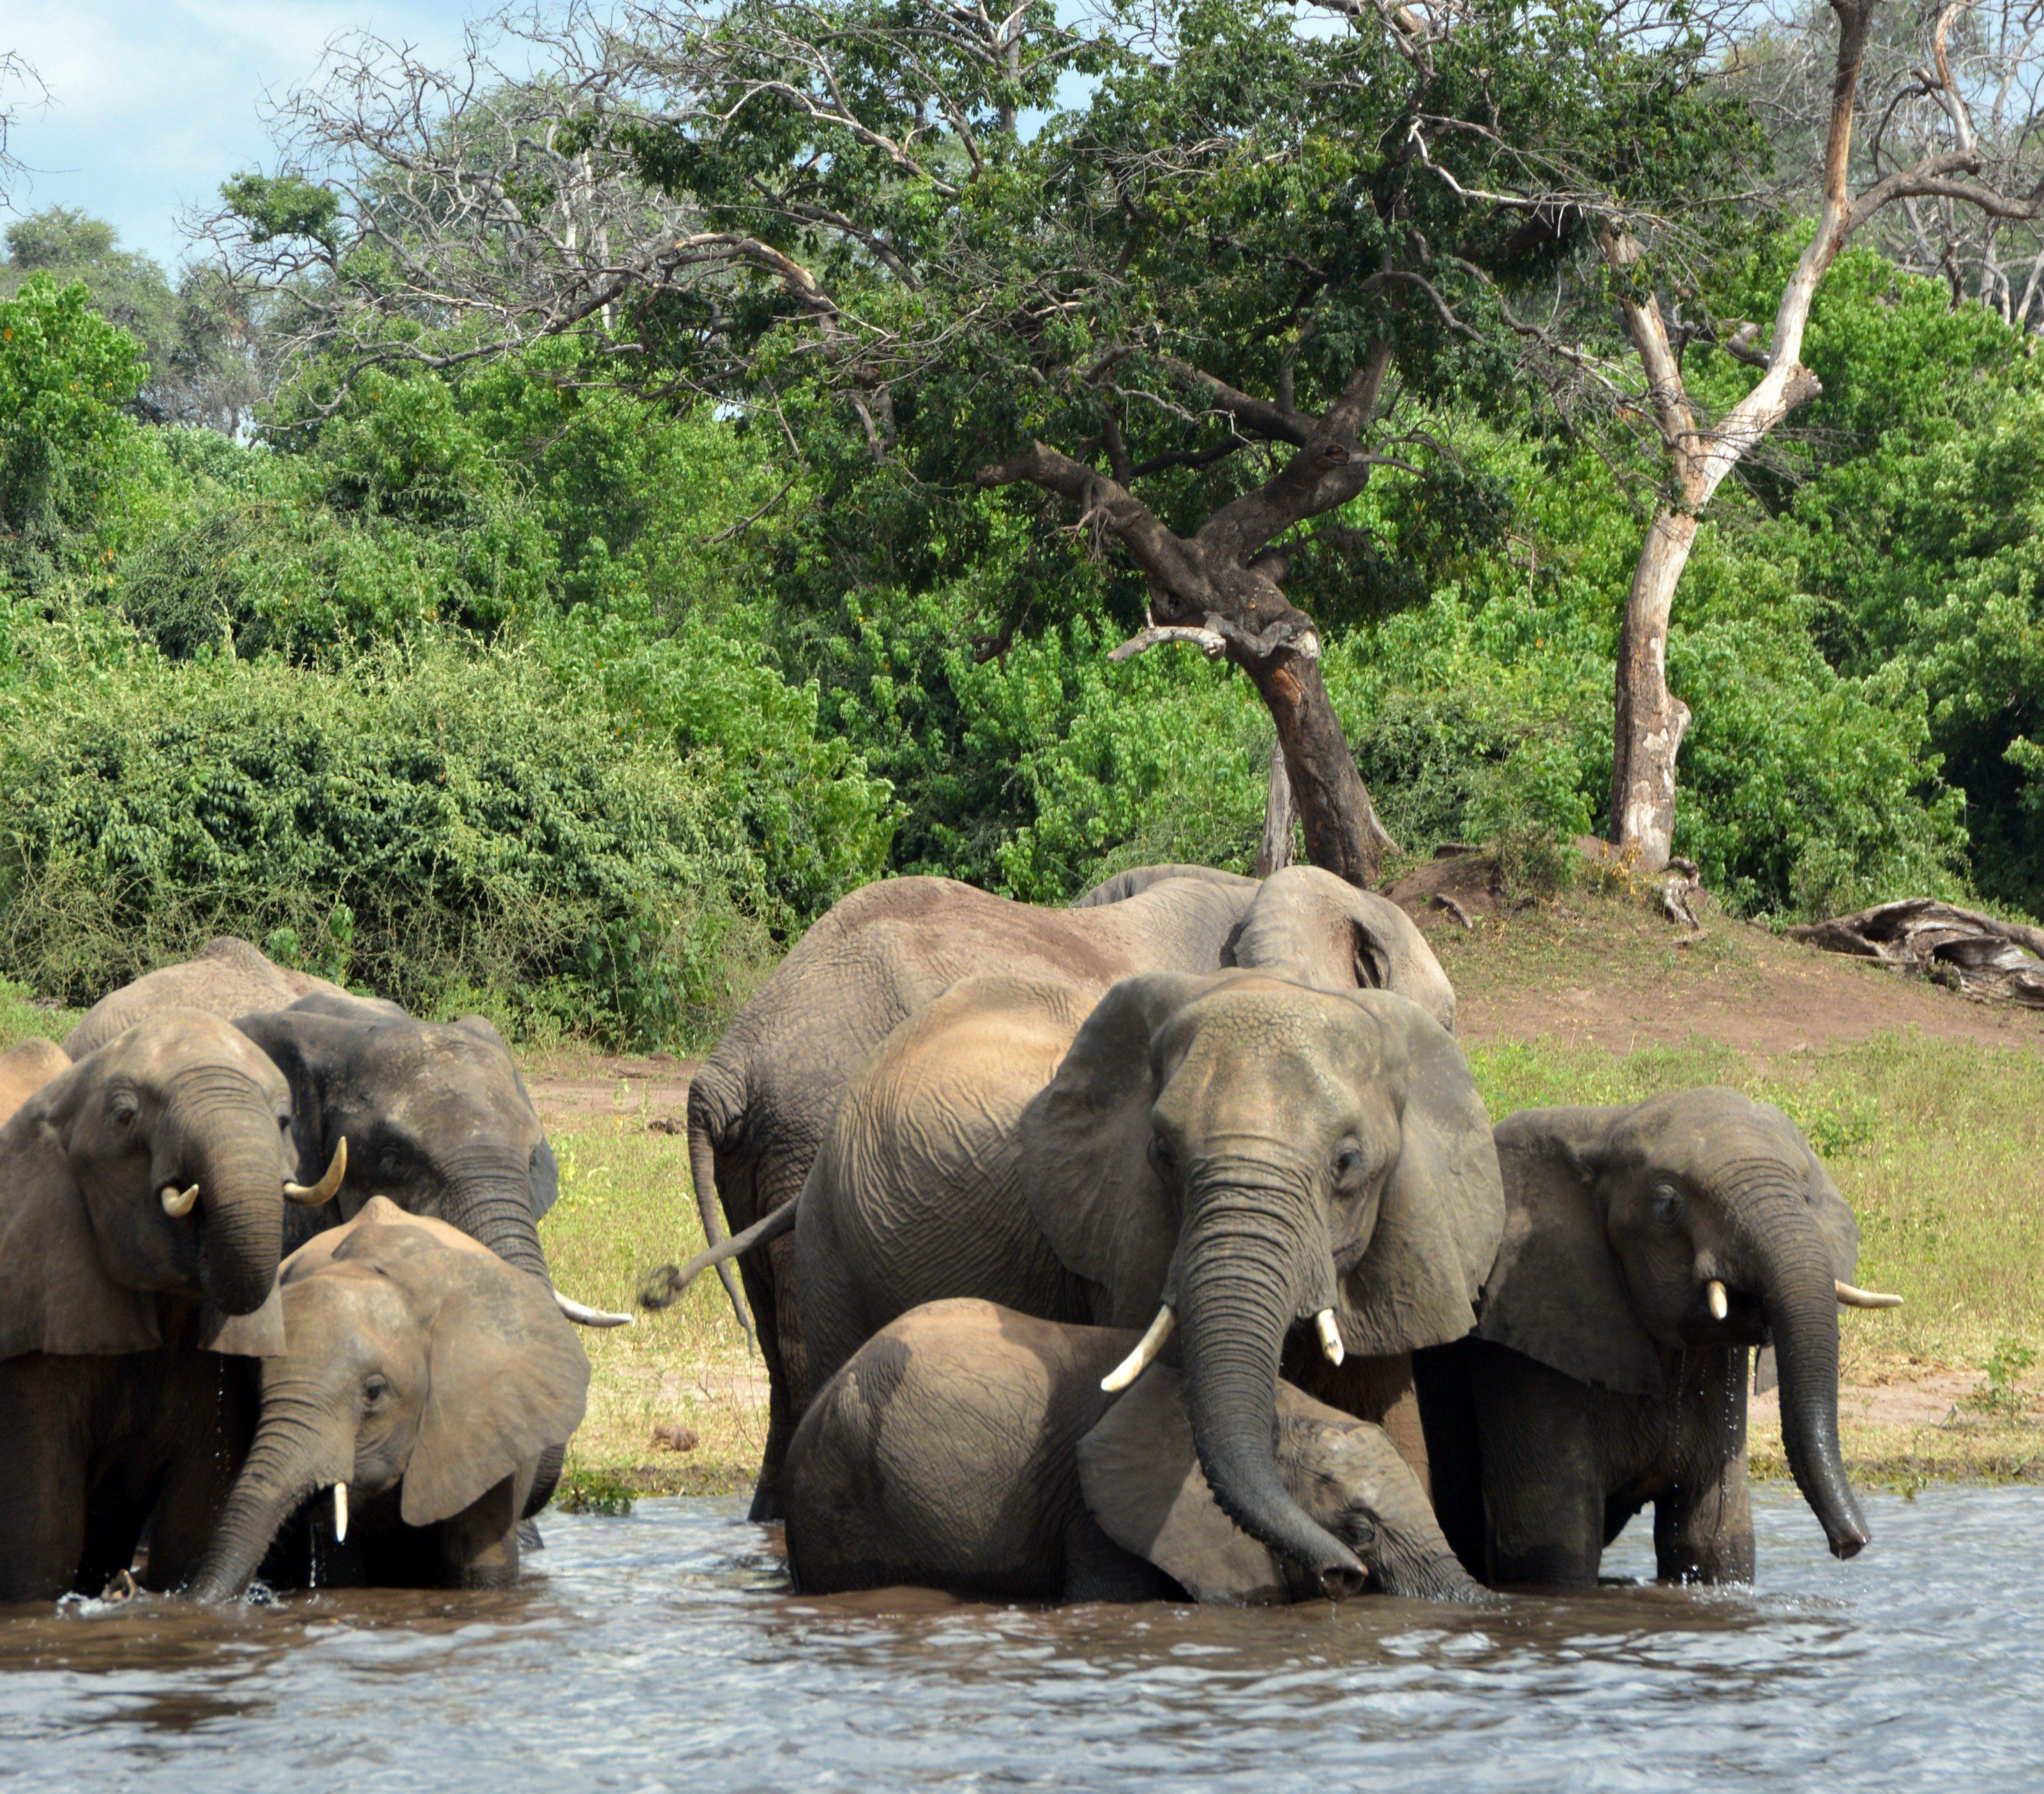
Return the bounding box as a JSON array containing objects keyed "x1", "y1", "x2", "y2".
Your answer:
[
  {"x1": 363, "y1": 1375, "x2": 390, "y2": 1408},
  {"x1": 109, "y1": 1092, "x2": 139, "y2": 1128},
  {"x1": 1148, "y1": 1132, "x2": 1177, "y2": 1176},
  {"x1": 1652, "y1": 1184, "x2": 1683, "y2": 1223},
  {"x1": 1332, "y1": 1144, "x2": 1366, "y2": 1182}
]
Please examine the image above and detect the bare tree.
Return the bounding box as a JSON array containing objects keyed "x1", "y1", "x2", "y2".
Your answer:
[
  {"x1": 0, "y1": 51, "x2": 44, "y2": 211},
  {"x1": 1602, "y1": 0, "x2": 2044, "y2": 869}
]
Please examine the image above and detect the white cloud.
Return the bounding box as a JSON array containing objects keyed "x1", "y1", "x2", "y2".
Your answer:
[{"x1": 3, "y1": 0, "x2": 477, "y2": 266}]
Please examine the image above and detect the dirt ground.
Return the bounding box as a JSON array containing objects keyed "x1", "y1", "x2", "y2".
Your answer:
[{"x1": 525, "y1": 1049, "x2": 701, "y2": 1131}]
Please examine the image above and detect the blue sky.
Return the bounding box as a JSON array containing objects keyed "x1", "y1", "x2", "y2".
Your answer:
[{"x1": 4, "y1": 1, "x2": 478, "y2": 268}]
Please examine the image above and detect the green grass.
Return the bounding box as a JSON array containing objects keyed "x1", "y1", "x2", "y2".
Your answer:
[
  {"x1": 1466, "y1": 1030, "x2": 2044, "y2": 1377},
  {"x1": 536, "y1": 1115, "x2": 763, "y2": 1494}
]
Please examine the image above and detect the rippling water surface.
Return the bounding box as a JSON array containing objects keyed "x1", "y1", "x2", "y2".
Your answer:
[{"x1": 2, "y1": 1486, "x2": 2038, "y2": 1791}]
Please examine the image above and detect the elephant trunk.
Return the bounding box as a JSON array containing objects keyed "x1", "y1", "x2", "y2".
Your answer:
[
  {"x1": 172, "y1": 1077, "x2": 287, "y2": 1316},
  {"x1": 185, "y1": 1385, "x2": 351, "y2": 1603},
  {"x1": 1175, "y1": 1179, "x2": 1363, "y2": 1593},
  {"x1": 1371, "y1": 1540, "x2": 1493, "y2": 1604},
  {"x1": 441, "y1": 1150, "x2": 551, "y2": 1281},
  {"x1": 1741, "y1": 1190, "x2": 1869, "y2": 1560}
]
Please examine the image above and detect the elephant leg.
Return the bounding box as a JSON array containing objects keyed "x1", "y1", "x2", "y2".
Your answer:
[
  {"x1": 1474, "y1": 1362, "x2": 1605, "y2": 1588},
  {"x1": 0, "y1": 1365, "x2": 86, "y2": 1604},
  {"x1": 143, "y1": 1357, "x2": 259, "y2": 1592},
  {"x1": 1654, "y1": 1453, "x2": 1755, "y2": 1585},
  {"x1": 439, "y1": 1476, "x2": 524, "y2": 1589},
  {"x1": 1060, "y1": 1509, "x2": 1184, "y2": 1605},
  {"x1": 1413, "y1": 1343, "x2": 1486, "y2": 1579},
  {"x1": 1279, "y1": 1345, "x2": 1430, "y2": 1496}
]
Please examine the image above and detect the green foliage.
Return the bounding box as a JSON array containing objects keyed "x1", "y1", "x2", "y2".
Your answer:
[
  {"x1": 0, "y1": 275, "x2": 148, "y2": 586},
  {"x1": 554, "y1": 1466, "x2": 635, "y2": 1515}
]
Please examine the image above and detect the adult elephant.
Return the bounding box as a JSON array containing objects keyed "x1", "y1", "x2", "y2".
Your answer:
[
  {"x1": 1415, "y1": 1089, "x2": 1897, "y2": 1586},
  {"x1": 669, "y1": 864, "x2": 1454, "y2": 1519},
  {"x1": 775, "y1": 968, "x2": 1500, "y2": 1589},
  {"x1": 784, "y1": 1298, "x2": 1482, "y2": 1603},
  {"x1": 187, "y1": 1199, "x2": 590, "y2": 1600},
  {"x1": 0, "y1": 1010, "x2": 332, "y2": 1602},
  {"x1": 63, "y1": 937, "x2": 351, "y2": 1059}
]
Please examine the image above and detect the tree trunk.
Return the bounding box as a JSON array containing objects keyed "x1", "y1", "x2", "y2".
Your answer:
[
  {"x1": 1240, "y1": 648, "x2": 1396, "y2": 889},
  {"x1": 1609, "y1": 506, "x2": 1698, "y2": 872},
  {"x1": 1255, "y1": 738, "x2": 1297, "y2": 877}
]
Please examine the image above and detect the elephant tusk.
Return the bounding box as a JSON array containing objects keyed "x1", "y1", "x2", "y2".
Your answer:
[
  {"x1": 284, "y1": 1137, "x2": 347, "y2": 1206},
  {"x1": 1836, "y1": 1279, "x2": 1904, "y2": 1310},
  {"x1": 555, "y1": 1290, "x2": 634, "y2": 1328},
  {"x1": 1705, "y1": 1279, "x2": 1729, "y2": 1322},
  {"x1": 1101, "y1": 1305, "x2": 1177, "y2": 1392},
  {"x1": 333, "y1": 1482, "x2": 348, "y2": 1544},
  {"x1": 1315, "y1": 1309, "x2": 1345, "y2": 1367},
  {"x1": 160, "y1": 1182, "x2": 199, "y2": 1219}
]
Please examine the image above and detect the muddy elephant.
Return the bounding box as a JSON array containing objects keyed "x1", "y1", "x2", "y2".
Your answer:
[
  {"x1": 185, "y1": 1199, "x2": 590, "y2": 1600},
  {"x1": 63, "y1": 938, "x2": 352, "y2": 1059},
  {"x1": 0, "y1": 1011, "x2": 330, "y2": 1603},
  {"x1": 1415, "y1": 1088, "x2": 1898, "y2": 1587},
  {"x1": 758, "y1": 968, "x2": 1500, "y2": 1590},
  {"x1": 0, "y1": 1037, "x2": 67, "y2": 1127},
  {"x1": 784, "y1": 1299, "x2": 1483, "y2": 1604},
  {"x1": 673, "y1": 864, "x2": 1455, "y2": 1518}
]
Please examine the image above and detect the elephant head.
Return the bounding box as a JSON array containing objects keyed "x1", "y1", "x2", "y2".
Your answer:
[
  {"x1": 1078, "y1": 1366, "x2": 1486, "y2": 1602},
  {"x1": 1229, "y1": 865, "x2": 1457, "y2": 1033},
  {"x1": 234, "y1": 996, "x2": 588, "y2": 1308},
  {"x1": 0, "y1": 1009, "x2": 304, "y2": 1357},
  {"x1": 1018, "y1": 969, "x2": 1502, "y2": 1591},
  {"x1": 1479, "y1": 1088, "x2": 1882, "y2": 1560},
  {"x1": 186, "y1": 1198, "x2": 590, "y2": 1602}
]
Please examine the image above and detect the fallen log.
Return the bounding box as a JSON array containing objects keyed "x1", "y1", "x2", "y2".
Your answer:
[{"x1": 1787, "y1": 899, "x2": 2044, "y2": 1008}]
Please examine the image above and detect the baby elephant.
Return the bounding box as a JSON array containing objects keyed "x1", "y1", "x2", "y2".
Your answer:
[
  {"x1": 187, "y1": 1199, "x2": 590, "y2": 1599},
  {"x1": 784, "y1": 1298, "x2": 1484, "y2": 1605}
]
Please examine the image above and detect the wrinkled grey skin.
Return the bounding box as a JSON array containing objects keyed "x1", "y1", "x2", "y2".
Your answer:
[
  {"x1": 234, "y1": 994, "x2": 577, "y2": 1517},
  {"x1": 784, "y1": 1298, "x2": 1483, "y2": 1604},
  {"x1": 795, "y1": 969, "x2": 1501, "y2": 1590},
  {"x1": 187, "y1": 1201, "x2": 590, "y2": 1601},
  {"x1": 236, "y1": 996, "x2": 560, "y2": 1280},
  {"x1": 64, "y1": 938, "x2": 351, "y2": 1060},
  {"x1": 1416, "y1": 1088, "x2": 1870, "y2": 1588},
  {"x1": 680, "y1": 865, "x2": 1453, "y2": 1520},
  {"x1": 0, "y1": 1012, "x2": 298, "y2": 1602},
  {"x1": 0, "y1": 1037, "x2": 67, "y2": 1128}
]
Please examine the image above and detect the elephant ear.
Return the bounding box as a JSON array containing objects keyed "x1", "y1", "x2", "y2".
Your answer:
[
  {"x1": 1016, "y1": 971, "x2": 1223, "y2": 1326},
  {"x1": 1334, "y1": 994, "x2": 1504, "y2": 1357},
  {"x1": 1478, "y1": 1106, "x2": 1665, "y2": 1397},
  {"x1": 199, "y1": 1284, "x2": 286, "y2": 1357},
  {"x1": 376, "y1": 1235, "x2": 591, "y2": 1526},
  {"x1": 0, "y1": 1100, "x2": 162, "y2": 1358},
  {"x1": 1231, "y1": 865, "x2": 1457, "y2": 1033},
  {"x1": 1077, "y1": 1365, "x2": 1293, "y2": 1604}
]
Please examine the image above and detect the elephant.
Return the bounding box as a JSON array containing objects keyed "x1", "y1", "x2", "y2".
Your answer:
[
  {"x1": 0, "y1": 1010, "x2": 331, "y2": 1603},
  {"x1": 671, "y1": 863, "x2": 1456, "y2": 1518},
  {"x1": 63, "y1": 937, "x2": 350, "y2": 1059},
  {"x1": 766, "y1": 966, "x2": 1501, "y2": 1591},
  {"x1": 0, "y1": 1037, "x2": 68, "y2": 1127},
  {"x1": 783, "y1": 1298, "x2": 1484, "y2": 1604},
  {"x1": 185, "y1": 1198, "x2": 590, "y2": 1600},
  {"x1": 1414, "y1": 1088, "x2": 1900, "y2": 1588}
]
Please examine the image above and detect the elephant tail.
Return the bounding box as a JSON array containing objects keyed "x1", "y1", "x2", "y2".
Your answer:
[
  {"x1": 679, "y1": 1070, "x2": 756, "y2": 1348},
  {"x1": 642, "y1": 1194, "x2": 798, "y2": 1318}
]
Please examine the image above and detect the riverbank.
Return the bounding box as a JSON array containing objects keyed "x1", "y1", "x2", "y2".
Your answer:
[{"x1": 538, "y1": 879, "x2": 2044, "y2": 1498}]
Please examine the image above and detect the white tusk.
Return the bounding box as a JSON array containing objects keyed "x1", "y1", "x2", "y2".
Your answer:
[
  {"x1": 333, "y1": 1482, "x2": 348, "y2": 1543},
  {"x1": 554, "y1": 1290, "x2": 634, "y2": 1328},
  {"x1": 1101, "y1": 1305, "x2": 1177, "y2": 1392},
  {"x1": 161, "y1": 1182, "x2": 199, "y2": 1219},
  {"x1": 1836, "y1": 1279, "x2": 1904, "y2": 1310},
  {"x1": 1706, "y1": 1279, "x2": 1729, "y2": 1322},
  {"x1": 284, "y1": 1136, "x2": 347, "y2": 1206},
  {"x1": 1315, "y1": 1309, "x2": 1345, "y2": 1367}
]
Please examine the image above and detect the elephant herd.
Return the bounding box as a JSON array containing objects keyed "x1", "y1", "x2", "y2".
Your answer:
[
  {"x1": 0, "y1": 862, "x2": 1902, "y2": 1616},
  {"x1": 657, "y1": 863, "x2": 1902, "y2": 1602},
  {"x1": 0, "y1": 941, "x2": 616, "y2": 1606}
]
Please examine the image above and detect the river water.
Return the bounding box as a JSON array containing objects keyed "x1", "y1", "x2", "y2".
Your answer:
[{"x1": 1, "y1": 1485, "x2": 2038, "y2": 1791}]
